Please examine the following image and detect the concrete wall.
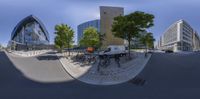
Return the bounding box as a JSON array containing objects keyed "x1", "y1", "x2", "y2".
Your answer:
[{"x1": 100, "y1": 6, "x2": 125, "y2": 48}]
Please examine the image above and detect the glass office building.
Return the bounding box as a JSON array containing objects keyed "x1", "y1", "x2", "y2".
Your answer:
[
  {"x1": 11, "y1": 15, "x2": 49, "y2": 45},
  {"x1": 77, "y1": 19, "x2": 100, "y2": 44}
]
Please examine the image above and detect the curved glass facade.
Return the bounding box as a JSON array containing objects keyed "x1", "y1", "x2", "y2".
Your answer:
[
  {"x1": 77, "y1": 19, "x2": 100, "y2": 44},
  {"x1": 11, "y1": 15, "x2": 49, "y2": 45}
]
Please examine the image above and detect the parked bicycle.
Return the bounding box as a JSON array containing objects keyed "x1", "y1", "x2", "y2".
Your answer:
[
  {"x1": 75, "y1": 53, "x2": 97, "y2": 65},
  {"x1": 97, "y1": 54, "x2": 111, "y2": 71}
]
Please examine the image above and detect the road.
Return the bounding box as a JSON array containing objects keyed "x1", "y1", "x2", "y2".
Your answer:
[
  {"x1": 1, "y1": 51, "x2": 200, "y2": 99},
  {"x1": 8, "y1": 51, "x2": 73, "y2": 83}
]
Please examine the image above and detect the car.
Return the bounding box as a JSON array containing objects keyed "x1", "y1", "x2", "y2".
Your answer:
[
  {"x1": 100, "y1": 45, "x2": 128, "y2": 56},
  {"x1": 147, "y1": 49, "x2": 154, "y2": 53},
  {"x1": 165, "y1": 50, "x2": 173, "y2": 53}
]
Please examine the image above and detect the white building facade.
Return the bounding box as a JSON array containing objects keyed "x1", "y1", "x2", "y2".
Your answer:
[{"x1": 158, "y1": 20, "x2": 200, "y2": 52}]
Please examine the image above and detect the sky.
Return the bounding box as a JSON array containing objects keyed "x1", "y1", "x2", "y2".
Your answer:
[{"x1": 0, "y1": 0, "x2": 200, "y2": 46}]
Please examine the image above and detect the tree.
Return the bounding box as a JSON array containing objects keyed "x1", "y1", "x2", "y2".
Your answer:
[
  {"x1": 112, "y1": 11, "x2": 154, "y2": 59},
  {"x1": 54, "y1": 24, "x2": 74, "y2": 55},
  {"x1": 79, "y1": 27, "x2": 100, "y2": 48},
  {"x1": 0, "y1": 44, "x2": 2, "y2": 50},
  {"x1": 146, "y1": 33, "x2": 155, "y2": 49},
  {"x1": 140, "y1": 32, "x2": 155, "y2": 57},
  {"x1": 97, "y1": 32, "x2": 105, "y2": 49}
]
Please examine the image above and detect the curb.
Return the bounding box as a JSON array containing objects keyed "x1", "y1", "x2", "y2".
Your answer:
[{"x1": 8, "y1": 50, "x2": 51, "y2": 58}]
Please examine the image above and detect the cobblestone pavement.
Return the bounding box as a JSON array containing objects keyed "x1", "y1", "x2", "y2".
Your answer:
[{"x1": 58, "y1": 52, "x2": 151, "y2": 85}]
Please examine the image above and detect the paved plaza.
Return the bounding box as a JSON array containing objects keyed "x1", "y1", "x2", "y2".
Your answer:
[{"x1": 58, "y1": 52, "x2": 151, "y2": 85}]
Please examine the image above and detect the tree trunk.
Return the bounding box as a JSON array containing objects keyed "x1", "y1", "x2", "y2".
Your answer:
[
  {"x1": 68, "y1": 43, "x2": 70, "y2": 56},
  {"x1": 60, "y1": 46, "x2": 63, "y2": 53},
  {"x1": 128, "y1": 39, "x2": 131, "y2": 59},
  {"x1": 68, "y1": 49, "x2": 70, "y2": 56},
  {"x1": 145, "y1": 43, "x2": 148, "y2": 58}
]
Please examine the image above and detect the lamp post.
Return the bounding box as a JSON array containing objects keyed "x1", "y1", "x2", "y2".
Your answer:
[{"x1": 25, "y1": 39, "x2": 28, "y2": 51}]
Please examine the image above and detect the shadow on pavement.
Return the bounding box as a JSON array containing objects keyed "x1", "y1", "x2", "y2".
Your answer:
[
  {"x1": 0, "y1": 51, "x2": 144, "y2": 99},
  {"x1": 36, "y1": 55, "x2": 59, "y2": 60},
  {"x1": 2, "y1": 51, "x2": 200, "y2": 99},
  {"x1": 36, "y1": 52, "x2": 64, "y2": 61},
  {"x1": 67, "y1": 52, "x2": 200, "y2": 99}
]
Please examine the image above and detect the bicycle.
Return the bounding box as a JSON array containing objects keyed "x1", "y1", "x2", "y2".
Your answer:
[{"x1": 97, "y1": 54, "x2": 111, "y2": 71}]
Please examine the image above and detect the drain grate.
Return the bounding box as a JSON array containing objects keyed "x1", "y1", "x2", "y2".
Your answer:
[{"x1": 129, "y1": 77, "x2": 146, "y2": 86}]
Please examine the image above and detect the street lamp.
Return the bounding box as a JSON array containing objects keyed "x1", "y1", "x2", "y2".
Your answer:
[{"x1": 25, "y1": 39, "x2": 28, "y2": 51}]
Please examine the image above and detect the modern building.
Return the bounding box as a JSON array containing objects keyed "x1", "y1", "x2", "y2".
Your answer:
[
  {"x1": 9, "y1": 15, "x2": 50, "y2": 50},
  {"x1": 100, "y1": 6, "x2": 125, "y2": 47},
  {"x1": 77, "y1": 19, "x2": 100, "y2": 44},
  {"x1": 193, "y1": 31, "x2": 200, "y2": 51},
  {"x1": 157, "y1": 36, "x2": 163, "y2": 50},
  {"x1": 158, "y1": 19, "x2": 200, "y2": 52}
]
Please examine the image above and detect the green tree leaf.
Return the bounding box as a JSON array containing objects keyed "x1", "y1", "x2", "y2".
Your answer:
[
  {"x1": 79, "y1": 27, "x2": 100, "y2": 48},
  {"x1": 54, "y1": 24, "x2": 74, "y2": 54},
  {"x1": 112, "y1": 11, "x2": 154, "y2": 58}
]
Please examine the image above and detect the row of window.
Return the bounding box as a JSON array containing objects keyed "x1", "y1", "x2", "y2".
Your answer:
[
  {"x1": 183, "y1": 36, "x2": 191, "y2": 42},
  {"x1": 182, "y1": 31, "x2": 192, "y2": 38},
  {"x1": 163, "y1": 24, "x2": 178, "y2": 44},
  {"x1": 13, "y1": 22, "x2": 48, "y2": 45},
  {"x1": 183, "y1": 23, "x2": 193, "y2": 32}
]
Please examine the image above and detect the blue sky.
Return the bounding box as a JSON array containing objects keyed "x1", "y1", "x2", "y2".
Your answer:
[{"x1": 0, "y1": 0, "x2": 200, "y2": 46}]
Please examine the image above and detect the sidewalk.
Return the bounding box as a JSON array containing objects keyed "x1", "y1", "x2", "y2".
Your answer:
[{"x1": 58, "y1": 52, "x2": 151, "y2": 85}]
